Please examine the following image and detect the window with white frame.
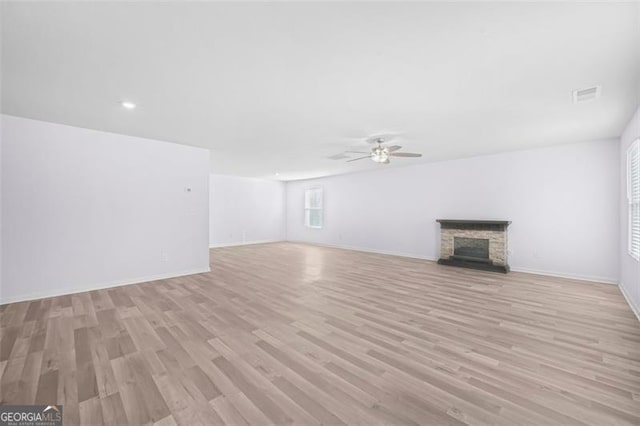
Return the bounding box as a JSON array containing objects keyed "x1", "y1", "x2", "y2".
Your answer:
[
  {"x1": 628, "y1": 138, "x2": 640, "y2": 260},
  {"x1": 304, "y1": 188, "x2": 323, "y2": 229}
]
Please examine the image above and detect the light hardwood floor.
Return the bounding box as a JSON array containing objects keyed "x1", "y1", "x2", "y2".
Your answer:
[{"x1": 1, "y1": 242, "x2": 639, "y2": 425}]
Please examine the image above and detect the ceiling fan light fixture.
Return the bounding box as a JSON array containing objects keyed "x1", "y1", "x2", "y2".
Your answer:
[
  {"x1": 371, "y1": 145, "x2": 389, "y2": 163},
  {"x1": 372, "y1": 152, "x2": 388, "y2": 163}
]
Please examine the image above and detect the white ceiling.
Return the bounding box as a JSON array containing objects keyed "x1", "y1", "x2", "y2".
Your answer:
[{"x1": 2, "y1": 1, "x2": 639, "y2": 181}]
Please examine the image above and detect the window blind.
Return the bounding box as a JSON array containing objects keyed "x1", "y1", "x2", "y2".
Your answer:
[
  {"x1": 304, "y1": 188, "x2": 323, "y2": 229},
  {"x1": 628, "y1": 139, "x2": 640, "y2": 260}
]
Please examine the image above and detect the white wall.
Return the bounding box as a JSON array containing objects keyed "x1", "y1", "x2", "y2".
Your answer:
[
  {"x1": 0, "y1": 115, "x2": 3, "y2": 293},
  {"x1": 286, "y1": 140, "x2": 620, "y2": 283},
  {"x1": 620, "y1": 107, "x2": 640, "y2": 317},
  {"x1": 209, "y1": 174, "x2": 285, "y2": 247},
  {"x1": 1, "y1": 115, "x2": 210, "y2": 304}
]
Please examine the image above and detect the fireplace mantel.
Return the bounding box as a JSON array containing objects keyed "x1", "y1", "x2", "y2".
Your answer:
[
  {"x1": 436, "y1": 219, "x2": 510, "y2": 273},
  {"x1": 436, "y1": 219, "x2": 511, "y2": 231}
]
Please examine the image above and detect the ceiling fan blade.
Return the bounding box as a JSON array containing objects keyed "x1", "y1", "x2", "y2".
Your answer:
[
  {"x1": 327, "y1": 153, "x2": 350, "y2": 160},
  {"x1": 346, "y1": 155, "x2": 371, "y2": 162},
  {"x1": 389, "y1": 152, "x2": 422, "y2": 157},
  {"x1": 386, "y1": 145, "x2": 402, "y2": 152},
  {"x1": 344, "y1": 150, "x2": 371, "y2": 154}
]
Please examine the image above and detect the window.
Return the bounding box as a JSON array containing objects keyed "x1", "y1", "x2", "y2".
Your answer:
[
  {"x1": 628, "y1": 138, "x2": 640, "y2": 260},
  {"x1": 304, "y1": 188, "x2": 323, "y2": 229}
]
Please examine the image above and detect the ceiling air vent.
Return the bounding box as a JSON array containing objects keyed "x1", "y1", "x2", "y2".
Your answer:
[{"x1": 573, "y1": 85, "x2": 601, "y2": 103}]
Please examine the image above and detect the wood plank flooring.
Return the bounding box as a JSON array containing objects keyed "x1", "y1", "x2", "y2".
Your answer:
[{"x1": 1, "y1": 242, "x2": 639, "y2": 425}]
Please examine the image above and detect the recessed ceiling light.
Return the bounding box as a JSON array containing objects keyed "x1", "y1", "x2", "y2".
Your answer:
[
  {"x1": 275, "y1": 173, "x2": 280, "y2": 176},
  {"x1": 121, "y1": 101, "x2": 136, "y2": 109}
]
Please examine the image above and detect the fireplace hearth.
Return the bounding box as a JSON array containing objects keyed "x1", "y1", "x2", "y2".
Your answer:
[{"x1": 436, "y1": 219, "x2": 510, "y2": 273}]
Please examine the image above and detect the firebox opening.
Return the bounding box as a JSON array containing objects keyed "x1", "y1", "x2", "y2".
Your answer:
[{"x1": 452, "y1": 237, "x2": 491, "y2": 263}]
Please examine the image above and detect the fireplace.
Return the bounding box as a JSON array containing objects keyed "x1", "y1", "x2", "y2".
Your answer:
[{"x1": 436, "y1": 219, "x2": 510, "y2": 273}]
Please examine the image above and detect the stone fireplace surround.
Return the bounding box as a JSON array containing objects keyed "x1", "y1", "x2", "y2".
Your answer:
[{"x1": 436, "y1": 219, "x2": 511, "y2": 273}]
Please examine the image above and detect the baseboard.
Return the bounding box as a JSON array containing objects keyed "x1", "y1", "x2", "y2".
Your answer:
[
  {"x1": 509, "y1": 266, "x2": 617, "y2": 285},
  {"x1": 0, "y1": 267, "x2": 211, "y2": 306},
  {"x1": 209, "y1": 239, "x2": 283, "y2": 248},
  {"x1": 286, "y1": 240, "x2": 439, "y2": 262},
  {"x1": 619, "y1": 282, "x2": 640, "y2": 322},
  {"x1": 287, "y1": 240, "x2": 617, "y2": 285}
]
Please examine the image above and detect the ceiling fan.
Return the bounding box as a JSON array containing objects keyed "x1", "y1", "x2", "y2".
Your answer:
[{"x1": 344, "y1": 136, "x2": 422, "y2": 164}]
